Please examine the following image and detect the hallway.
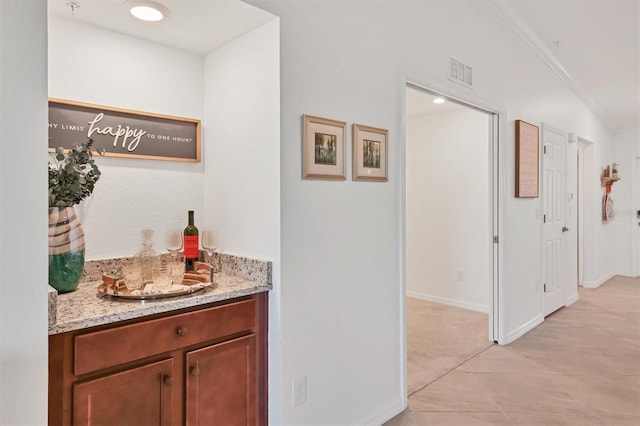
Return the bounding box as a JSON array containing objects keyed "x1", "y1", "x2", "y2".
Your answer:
[{"x1": 387, "y1": 276, "x2": 640, "y2": 425}]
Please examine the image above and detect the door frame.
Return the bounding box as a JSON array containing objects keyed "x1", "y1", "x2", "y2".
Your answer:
[
  {"x1": 576, "y1": 135, "x2": 594, "y2": 286},
  {"x1": 633, "y1": 155, "x2": 640, "y2": 277},
  {"x1": 401, "y1": 79, "x2": 506, "y2": 346}
]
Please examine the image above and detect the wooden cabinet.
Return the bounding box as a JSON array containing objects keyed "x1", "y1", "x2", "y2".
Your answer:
[
  {"x1": 73, "y1": 359, "x2": 174, "y2": 426},
  {"x1": 49, "y1": 293, "x2": 267, "y2": 426},
  {"x1": 186, "y1": 335, "x2": 256, "y2": 426}
]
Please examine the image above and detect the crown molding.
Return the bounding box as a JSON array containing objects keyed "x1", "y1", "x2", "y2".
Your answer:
[{"x1": 485, "y1": 0, "x2": 618, "y2": 131}]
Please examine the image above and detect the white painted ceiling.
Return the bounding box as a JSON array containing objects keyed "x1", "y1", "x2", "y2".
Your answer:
[
  {"x1": 47, "y1": 0, "x2": 276, "y2": 55},
  {"x1": 49, "y1": 0, "x2": 639, "y2": 132},
  {"x1": 406, "y1": 88, "x2": 465, "y2": 118},
  {"x1": 490, "y1": 0, "x2": 639, "y2": 132}
]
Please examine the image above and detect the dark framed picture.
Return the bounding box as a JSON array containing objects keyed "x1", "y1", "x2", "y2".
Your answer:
[
  {"x1": 302, "y1": 114, "x2": 347, "y2": 180},
  {"x1": 49, "y1": 98, "x2": 201, "y2": 162},
  {"x1": 353, "y1": 124, "x2": 388, "y2": 182}
]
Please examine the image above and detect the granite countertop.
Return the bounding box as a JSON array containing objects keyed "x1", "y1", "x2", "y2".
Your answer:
[
  {"x1": 49, "y1": 274, "x2": 270, "y2": 335},
  {"x1": 49, "y1": 253, "x2": 272, "y2": 335}
]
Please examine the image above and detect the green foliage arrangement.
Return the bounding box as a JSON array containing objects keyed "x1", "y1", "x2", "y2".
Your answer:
[{"x1": 48, "y1": 139, "x2": 105, "y2": 207}]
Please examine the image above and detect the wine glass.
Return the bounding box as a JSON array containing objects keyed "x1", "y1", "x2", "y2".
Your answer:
[
  {"x1": 201, "y1": 230, "x2": 217, "y2": 267},
  {"x1": 165, "y1": 230, "x2": 183, "y2": 258}
]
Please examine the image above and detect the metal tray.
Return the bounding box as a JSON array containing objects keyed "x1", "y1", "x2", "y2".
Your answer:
[
  {"x1": 97, "y1": 281, "x2": 211, "y2": 300},
  {"x1": 98, "y1": 263, "x2": 213, "y2": 300}
]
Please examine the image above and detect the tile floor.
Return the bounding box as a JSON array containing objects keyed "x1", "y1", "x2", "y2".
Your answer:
[{"x1": 387, "y1": 276, "x2": 640, "y2": 426}]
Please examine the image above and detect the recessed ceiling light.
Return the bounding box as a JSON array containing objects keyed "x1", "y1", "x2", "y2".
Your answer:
[
  {"x1": 433, "y1": 97, "x2": 446, "y2": 104},
  {"x1": 129, "y1": 0, "x2": 168, "y2": 22}
]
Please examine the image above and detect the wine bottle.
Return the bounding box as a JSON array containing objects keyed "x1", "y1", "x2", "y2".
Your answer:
[{"x1": 183, "y1": 210, "x2": 199, "y2": 272}]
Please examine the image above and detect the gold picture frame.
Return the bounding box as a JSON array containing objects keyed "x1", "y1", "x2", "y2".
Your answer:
[
  {"x1": 353, "y1": 124, "x2": 388, "y2": 182},
  {"x1": 302, "y1": 114, "x2": 347, "y2": 180}
]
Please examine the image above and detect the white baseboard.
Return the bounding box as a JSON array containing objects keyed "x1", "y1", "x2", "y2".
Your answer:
[
  {"x1": 358, "y1": 398, "x2": 406, "y2": 426},
  {"x1": 406, "y1": 291, "x2": 488, "y2": 314},
  {"x1": 616, "y1": 272, "x2": 640, "y2": 278},
  {"x1": 566, "y1": 292, "x2": 579, "y2": 306},
  {"x1": 504, "y1": 314, "x2": 544, "y2": 344},
  {"x1": 583, "y1": 272, "x2": 615, "y2": 288}
]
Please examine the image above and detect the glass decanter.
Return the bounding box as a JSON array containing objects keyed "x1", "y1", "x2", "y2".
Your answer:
[{"x1": 135, "y1": 229, "x2": 161, "y2": 284}]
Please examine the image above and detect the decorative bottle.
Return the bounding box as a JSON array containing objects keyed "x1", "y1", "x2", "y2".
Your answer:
[
  {"x1": 136, "y1": 229, "x2": 160, "y2": 284},
  {"x1": 183, "y1": 210, "x2": 199, "y2": 272}
]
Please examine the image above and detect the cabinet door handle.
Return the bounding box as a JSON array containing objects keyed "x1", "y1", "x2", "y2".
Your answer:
[
  {"x1": 163, "y1": 376, "x2": 174, "y2": 386},
  {"x1": 177, "y1": 327, "x2": 188, "y2": 336},
  {"x1": 190, "y1": 367, "x2": 200, "y2": 377}
]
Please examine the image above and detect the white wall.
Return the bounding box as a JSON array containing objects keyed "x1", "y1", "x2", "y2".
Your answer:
[
  {"x1": 202, "y1": 20, "x2": 281, "y2": 424},
  {"x1": 611, "y1": 128, "x2": 640, "y2": 277},
  {"x1": 48, "y1": 17, "x2": 205, "y2": 259},
  {"x1": 406, "y1": 107, "x2": 490, "y2": 313},
  {"x1": 246, "y1": 1, "x2": 617, "y2": 424},
  {"x1": 0, "y1": 1, "x2": 49, "y2": 424}
]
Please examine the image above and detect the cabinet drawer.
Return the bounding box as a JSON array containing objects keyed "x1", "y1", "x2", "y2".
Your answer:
[{"x1": 74, "y1": 299, "x2": 255, "y2": 376}]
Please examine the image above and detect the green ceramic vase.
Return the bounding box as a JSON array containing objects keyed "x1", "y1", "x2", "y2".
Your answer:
[{"x1": 48, "y1": 207, "x2": 85, "y2": 293}]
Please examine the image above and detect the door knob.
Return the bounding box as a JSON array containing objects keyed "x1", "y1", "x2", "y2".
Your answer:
[
  {"x1": 163, "y1": 376, "x2": 174, "y2": 386},
  {"x1": 177, "y1": 327, "x2": 188, "y2": 336},
  {"x1": 190, "y1": 367, "x2": 200, "y2": 377},
  {"x1": 562, "y1": 226, "x2": 569, "y2": 232}
]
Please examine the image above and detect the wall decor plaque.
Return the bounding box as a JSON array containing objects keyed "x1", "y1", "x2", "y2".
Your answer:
[
  {"x1": 515, "y1": 119, "x2": 539, "y2": 198},
  {"x1": 48, "y1": 98, "x2": 201, "y2": 162}
]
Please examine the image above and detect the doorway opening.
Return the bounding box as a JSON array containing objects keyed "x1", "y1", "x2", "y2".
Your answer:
[{"x1": 404, "y1": 83, "x2": 500, "y2": 395}]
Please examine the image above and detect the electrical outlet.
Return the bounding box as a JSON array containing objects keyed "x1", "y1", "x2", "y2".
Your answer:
[
  {"x1": 456, "y1": 269, "x2": 464, "y2": 282},
  {"x1": 292, "y1": 376, "x2": 307, "y2": 407}
]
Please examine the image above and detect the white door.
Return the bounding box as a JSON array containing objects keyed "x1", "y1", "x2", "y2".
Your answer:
[
  {"x1": 542, "y1": 124, "x2": 567, "y2": 316},
  {"x1": 635, "y1": 157, "x2": 640, "y2": 276}
]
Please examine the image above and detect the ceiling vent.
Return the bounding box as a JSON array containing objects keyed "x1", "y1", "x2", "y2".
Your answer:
[{"x1": 448, "y1": 57, "x2": 473, "y2": 88}]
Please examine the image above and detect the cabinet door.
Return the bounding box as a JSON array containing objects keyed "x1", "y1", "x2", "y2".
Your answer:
[
  {"x1": 186, "y1": 334, "x2": 257, "y2": 426},
  {"x1": 74, "y1": 358, "x2": 174, "y2": 426}
]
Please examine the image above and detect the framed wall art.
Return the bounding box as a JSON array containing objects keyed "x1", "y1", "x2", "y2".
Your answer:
[
  {"x1": 302, "y1": 114, "x2": 347, "y2": 180},
  {"x1": 515, "y1": 119, "x2": 539, "y2": 198},
  {"x1": 353, "y1": 124, "x2": 388, "y2": 182},
  {"x1": 49, "y1": 98, "x2": 201, "y2": 162}
]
